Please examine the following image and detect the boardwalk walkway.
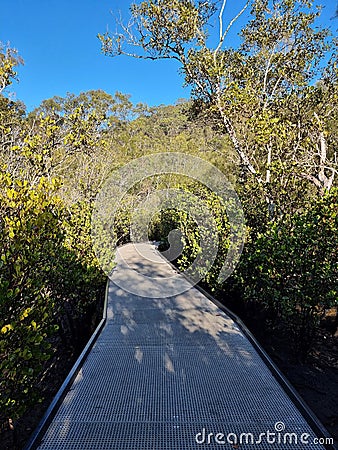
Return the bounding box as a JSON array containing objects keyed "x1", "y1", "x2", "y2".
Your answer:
[{"x1": 27, "y1": 243, "x2": 332, "y2": 449}]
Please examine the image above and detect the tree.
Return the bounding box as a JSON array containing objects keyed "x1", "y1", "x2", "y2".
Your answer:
[
  {"x1": 99, "y1": 0, "x2": 337, "y2": 216},
  {"x1": 0, "y1": 95, "x2": 25, "y2": 165},
  {"x1": 0, "y1": 43, "x2": 25, "y2": 176},
  {"x1": 0, "y1": 42, "x2": 23, "y2": 94}
]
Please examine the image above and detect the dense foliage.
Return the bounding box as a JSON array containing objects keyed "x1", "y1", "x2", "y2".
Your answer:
[
  {"x1": 99, "y1": 0, "x2": 337, "y2": 351},
  {"x1": 0, "y1": 173, "x2": 63, "y2": 417},
  {"x1": 150, "y1": 182, "x2": 232, "y2": 286},
  {"x1": 0, "y1": 167, "x2": 106, "y2": 419},
  {"x1": 236, "y1": 188, "x2": 338, "y2": 350}
]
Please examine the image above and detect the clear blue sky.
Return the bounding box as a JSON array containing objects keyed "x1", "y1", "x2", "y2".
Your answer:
[{"x1": 0, "y1": 0, "x2": 336, "y2": 111}]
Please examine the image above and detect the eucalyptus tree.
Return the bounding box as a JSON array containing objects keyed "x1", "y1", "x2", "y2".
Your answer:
[{"x1": 99, "y1": 0, "x2": 337, "y2": 216}]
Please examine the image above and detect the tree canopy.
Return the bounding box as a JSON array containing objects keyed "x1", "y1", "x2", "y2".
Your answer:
[{"x1": 99, "y1": 0, "x2": 337, "y2": 209}]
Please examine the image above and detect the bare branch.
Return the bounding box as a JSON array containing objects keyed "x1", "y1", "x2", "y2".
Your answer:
[
  {"x1": 299, "y1": 172, "x2": 323, "y2": 190},
  {"x1": 214, "y1": 0, "x2": 251, "y2": 56},
  {"x1": 266, "y1": 142, "x2": 272, "y2": 183},
  {"x1": 218, "y1": 0, "x2": 227, "y2": 42},
  {"x1": 325, "y1": 168, "x2": 336, "y2": 191},
  {"x1": 216, "y1": 94, "x2": 265, "y2": 185},
  {"x1": 264, "y1": 75, "x2": 283, "y2": 110},
  {"x1": 262, "y1": 44, "x2": 280, "y2": 110}
]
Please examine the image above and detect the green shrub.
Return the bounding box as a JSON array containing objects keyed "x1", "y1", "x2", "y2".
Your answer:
[
  {"x1": 234, "y1": 188, "x2": 338, "y2": 351},
  {"x1": 0, "y1": 170, "x2": 105, "y2": 419}
]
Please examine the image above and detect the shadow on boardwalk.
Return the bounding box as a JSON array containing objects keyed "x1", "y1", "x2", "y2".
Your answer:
[{"x1": 27, "y1": 243, "x2": 333, "y2": 450}]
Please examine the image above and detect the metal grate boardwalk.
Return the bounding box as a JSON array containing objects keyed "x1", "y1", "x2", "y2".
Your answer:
[{"x1": 29, "y1": 243, "x2": 331, "y2": 449}]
